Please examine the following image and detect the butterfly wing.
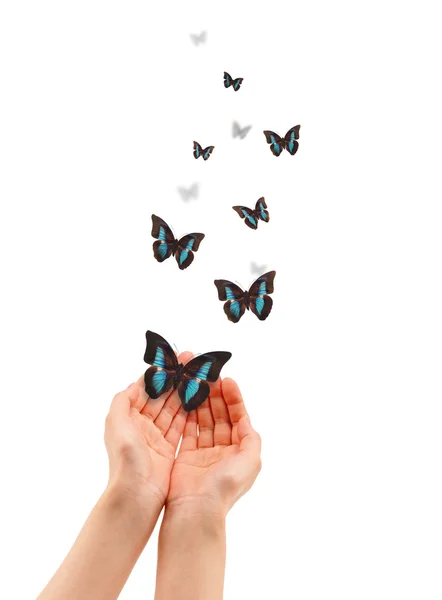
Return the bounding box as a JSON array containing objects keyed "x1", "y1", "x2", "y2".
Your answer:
[
  {"x1": 214, "y1": 279, "x2": 246, "y2": 323},
  {"x1": 238, "y1": 125, "x2": 251, "y2": 139},
  {"x1": 202, "y1": 146, "x2": 215, "y2": 160},
  {"x1": 232, "y1": 77, "x2": 243, "y2": 91},
  {"x1": 193, "y1": 141, "x2": 203, "y2": 159},
  {"x1": 178, "y1": 351, "x2": 232, "y2": 411},
  {"x1": 151, "y1": 215, "x2": 175, "y2": 262},
  {"x1": 232, "y1": 121, "x2": 241, "y2": 138},
  {"x1": 248, "y1": 271, "x2": 276, "y2": 320},
  {"x1": 255, "y1": 197, "x2": 269, "y2": 223},
  {"x1": 224, "y1": 71, "x2": 233, "y2": 88},
  {"x1": 232, "y1": 206, "x2": 259, "y2": 230},
  {"x1": 284, "y1": 125, "x2": 301, "y2": 155},
  {"x1": 175, "y1": 233, "x2": 205, "y2": 270},
  {"x1": 263, "y1": 130, "x2": 284, "y2": 157},
  {"x1": 143, "y1": 330, "x2": 179, "y2": 399}
]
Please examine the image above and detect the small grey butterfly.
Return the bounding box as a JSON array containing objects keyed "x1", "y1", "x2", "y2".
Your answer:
[
  {"x1": 250, "y1": 261, "x2": 267, "y2": 275},
  {"x1": 177, "y1": 182, "x2": 199, "y2": 202},
  {"x1": 232, "y1": 121, "x2": 252, "y2": 140},
  {"x1": 190, "y1": 31, "x2": 207, "y2": 46}
]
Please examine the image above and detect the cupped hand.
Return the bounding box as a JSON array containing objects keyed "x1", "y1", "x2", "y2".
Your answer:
[
  {"x1": 104, "y1": 351, "x2": 192, "y2": 507},
  {"x1": 167, "y1": 377, "x2": 262, "y2": 517}
]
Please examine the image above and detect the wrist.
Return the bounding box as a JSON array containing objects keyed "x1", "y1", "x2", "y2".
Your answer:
[
  {"x1": 163, "y1": 497, "x2": 227, "y2": 533},
  {"x1": 104, "y1": 478, "x2": 163, "y2": 525}
]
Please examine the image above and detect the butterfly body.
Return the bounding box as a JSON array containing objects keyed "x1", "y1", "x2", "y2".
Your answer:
[
  {"x1": 224, "y1": 71, "x2": 243, "y2": 91},
  {"x1": 263, "y1": 125, "x2": 301, "y2": 156},
  {"x1": 143, "y1": 331, "x2": 232, "y2": 412},
  {"x1": 193, "y1": 141, "x2": 215, "y2": 160},
  {"x1": 232, "y1": 197, "x2": 269, "y2": 230},
  {"x1": 151, "y1": 214, "x2": 205, "y2": 270},
  {"x1": 214, "y1": 271, "x2": 276, "y2": 323}
]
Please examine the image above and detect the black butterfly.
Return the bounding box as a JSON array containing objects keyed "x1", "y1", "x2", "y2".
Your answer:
[
  {"x1": 224, "y1": 71, "x2": 243, "y2": 91},
  {"x1": 263, "y1": 125, "x2": 301, "y2": 156},
  {"x1": 214, "y1": 271, "x2": 276, "y2": 323},
  {"x1": 190, "y1": 31, "x2": 207, "y2": 46},
  {"x1": 232, "y1": 121, "x2": 252, "y2": 139},
  {"x1": 151, "y1": 214, "x2": 205, "y2": 270},
  {"x1": 143, "y1": 330, "x2": 232, "y2": 412},
  {"x1": 232, "y1": 197, "x2": 269, "y2": 230},
  {"x1": 193, "y1": 141, "x2": 215, "y2": 160}
]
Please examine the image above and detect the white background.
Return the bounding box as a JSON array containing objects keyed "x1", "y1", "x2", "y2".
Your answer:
[{"x1": 1, "y1": 1, "x2": 441, "y2": 598}]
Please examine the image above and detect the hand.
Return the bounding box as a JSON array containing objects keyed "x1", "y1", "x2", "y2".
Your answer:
[
  {"x1": 104, "y1": 352, "x2": 192, "y2": 507},
  {"x1": 167, "y1": 377, "x2": 262, "y2": 518}
]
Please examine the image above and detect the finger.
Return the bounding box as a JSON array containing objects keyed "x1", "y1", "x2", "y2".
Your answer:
[
  {"x1": 138, "y1": 351, "x2": 192, "y2": 421},
  {"x1": 108, "y1": 382, "x2": 142, "y2": 420},
  {"x1": 222, "y1": 378, "x2": 248, "y2": 444},
  {"x1": 153, "y1": 351, "x2": 194, "y2": 435},
  {"x1": 197, "y1": 398, "x2": 214, "y2": 448},
  {"x1": 164, "y1": 406, "x2": 187, "y2": 451},
  {"x1": 179, "y1": 410, "x2": 198, "y2": 452},
  {"x1": 209, "y1": 378, "x2": 232, "y2": 446},
  {"x1": 238, "y1": 415, "x2": 262, "y2": 457}
]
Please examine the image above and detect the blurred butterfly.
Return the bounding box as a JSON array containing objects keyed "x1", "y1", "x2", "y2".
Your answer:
[
  {"x1": 224, "y1": 71, "x2": 243, "y2": 91},
  {"x1": 151, "y1": 214, "x2": 205, "y2": 270},
  {"x1": 190, "y1": 31, "x2": 207, "y2": 46},
  {"x1": 193, "y1": 141, "x2": 215, "y2": 160},
  {"x1": 177, "y1": 182, "x2": 199, "y2": 202},
  {"x1": 263, "y1": 125, "x2": 301, "y2": 156},
  {"x1": 250, "y1": 261, "x2": 267, "y2": 275},
  {"x1": 143, "y1": 330, "x2": 232, "y2": 412},
  {"x1": 232, "y1": 197, "x2": 269, "y2": 230},
  {"x1": 214, "y1": 271, "x2": 276, "y2": 323},
  {"x1": 232, "y1": 121, "x2": 252, "y2": 139}
]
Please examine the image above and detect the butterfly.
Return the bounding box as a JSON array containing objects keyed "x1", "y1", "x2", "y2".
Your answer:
[
  {"x1": 193, "y1": 141, "x2": 215, "y2": 160},
  {"x1": 250, "y1": 261, "x2": 267, "y2": 275},
  {"x1": 190, "y1": 31, "x2": 207, "y2": 46},
  {"x1": 143, "y1": 330, "x2": 232, "y2": 412},
  {"x1": 214, "y1": 271, "x2": 276, "y2": 323},
  {"x1": 232, "y1": 121, "x2": 252, "y2": 139},
  {"x1": 263, "y1": 125, "x2": 301, "y2": 156},
  {"x1": 177, "y1": 182, "x2": 199, "y2": 202},
  {"x1": 151, "y1": 214, "x2": 205, "y2": 270},
  {"x1": 232, "y1": 197, "x2": 269, "y2": 230},
  {"x1": 224, "y1": 71, "x2": 243, "y2": 91}
]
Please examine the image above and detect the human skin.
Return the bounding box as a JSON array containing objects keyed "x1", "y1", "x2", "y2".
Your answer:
[
  {"x1": 38, "y1": 353, "x2": 262, "y2": 600},
  {"x1": 38, "y1": 351, "x2": 193, "y2": 600},
  {"x1": 154, "y1": 376, "x2": 262, "y2": 600}
]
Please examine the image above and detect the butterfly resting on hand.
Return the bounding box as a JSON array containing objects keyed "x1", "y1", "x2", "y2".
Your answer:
[
  {"x1": 214, "y1": 271, "x2": 276, "y2": 323},
  {"x1": 232, "y1": 197, "x2": 269, "y2": 230},
  {"x1": 151, "y1": 214, "x2": 205, "y2": 270},
  {"x1": 143, "y1": 330, "x2": 232, "y2": 412},
  {"x1": 224, "y1": 71, "x2": 243, "y2": 91},
  {"x1": 193, "y1": 141, "x2": 215, "y2": 160},
  {"x1": 263, "y1": 125, "x2": 301, "y2": 156}
]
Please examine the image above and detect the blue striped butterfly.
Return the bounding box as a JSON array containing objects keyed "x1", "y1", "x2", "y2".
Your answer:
[
  {"x1": 232, "y1": 197, "x2": 269, "y2": 230},
  {"x1": 214, "y1": 271, "x2": 276, "y2": 323},
  {"x1": 151, "y1": 215, "x2": 205, "y2": 270},
  {"x1": 193, "y1": 141, "x2": 215, "y2": 160},
  {"x1": 224, "y1": 71, "x2": 243, "y2": 91},
  {"x1": 143, "y1": 330, "x2": 232, "y2": 412},
  {"x1": 263, "y1": 125, "x2": 301, "y2": 156}
]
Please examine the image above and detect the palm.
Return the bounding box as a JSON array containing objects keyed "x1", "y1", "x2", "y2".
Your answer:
[
  {"x1": 106, "y1": 354, "x2": 191, "y2": 504},
  {"x1": 168, "y1": 377, "x2": 261, "y2": 512},
  {"x1": 169, "y1": 445, "x2": 238, "y2": 500}
]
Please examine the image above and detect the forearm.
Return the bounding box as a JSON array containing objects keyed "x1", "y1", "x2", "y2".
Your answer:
[
  {"x1": 38, "y1": 483, "x2": 162, "y2": 600},
  {"x1": 155, "y1": 502, "x2": 226, "y2": 600}
]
